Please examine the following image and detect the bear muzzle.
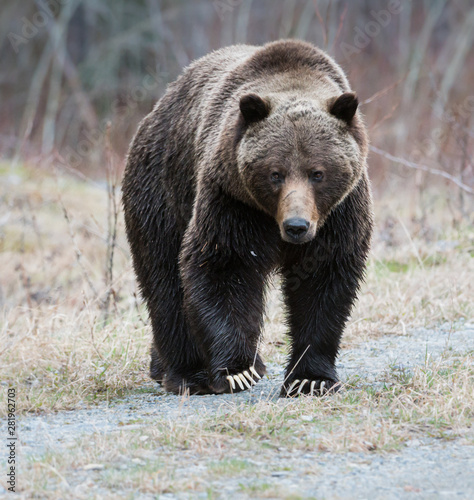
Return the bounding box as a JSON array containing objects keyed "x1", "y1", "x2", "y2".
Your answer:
[
  {"x1": 275, "y1": 178, "x2": 319, "y2": 244},
  {"x1": 281, "y1": 217, "x2": 317, "y2": 244},
  {"x1": 284, "y1": 217, "x2": 309, "y2": 238}
]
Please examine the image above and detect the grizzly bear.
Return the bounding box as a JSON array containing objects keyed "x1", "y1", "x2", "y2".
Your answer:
[{"x1": 122, "y1": 40, "x2": 373, "y2": 397}]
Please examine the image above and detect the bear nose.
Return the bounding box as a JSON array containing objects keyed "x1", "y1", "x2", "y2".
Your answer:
[{"x1": 283, "y1": 218, "x2": 310, "y2": 239}]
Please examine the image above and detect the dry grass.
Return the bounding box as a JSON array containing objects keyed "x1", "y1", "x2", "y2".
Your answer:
[
  {"x1": 0, "y1": 163, "x2": 148, "y2": 414},
  {"x1": 16, "y1": 353, "x2": 474, "y2": 497},
  {"x1": 146, "y1": 354, "x2": 474, "y2": 454},
  {"x1": 1, "y1": 163, "x2": 473, "y2": 415},
  {"x1": 1, "y1": 164, "x2": 473, "y2": 497}
]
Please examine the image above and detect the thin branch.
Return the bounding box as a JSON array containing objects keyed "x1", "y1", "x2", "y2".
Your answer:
[
  {"x1": 368, "y1": 103, "x2": 400, "y2": 132},
  {"x1": 52, "y1": 153, "x2": 103, "y2": 189},
  {"x1": 313, "y1": 0, "x2": 327, "y2": 47},
  {"x1": 361, "y1": 75, "x2": 406, "y2": 105},
  {"x1": 330, "y1": 4, "x2": 347, "y2": 54},
  {"x1": 59, "y1": 197, "x2": 99, "y2": 297},
  {"x1": 324, "y1": 0, "x2": 333, "y2": 48},
  {"x1": 102, "y1": 122, "x2": 120, "y2": 322},
  {"x1": 369, "y1": 146, "x2": 474, "y2": 195}
]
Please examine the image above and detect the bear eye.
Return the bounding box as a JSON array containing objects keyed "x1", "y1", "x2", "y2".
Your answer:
[
  {"x1": 310, "y1": 171, "x2": 324, "y2": 182},
  {"x1": 271, "y1": 171, "x2": 284, "y2": 183}
]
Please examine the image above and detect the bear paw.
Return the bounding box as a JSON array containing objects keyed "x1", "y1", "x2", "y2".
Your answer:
[
  {"x1": 226, "y1": 366, "x2": 262, "y2": 392},
  {"x1": 210, "y1": 357, "x2": 266, "y2": 394},
  {"x1": 162, "y1": 369, "x2": 213, "y2": 395},
  {"x1": 281, "y1": 378, "x2": 341, "y2": 398}
]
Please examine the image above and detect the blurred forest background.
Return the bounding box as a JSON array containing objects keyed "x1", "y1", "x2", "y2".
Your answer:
[
  {"x1": 1, "y1": 0, "x2": 473, "y2": 213},
  {"x1": 2, "y1": 3, "x2": 474, "y2": 494}
]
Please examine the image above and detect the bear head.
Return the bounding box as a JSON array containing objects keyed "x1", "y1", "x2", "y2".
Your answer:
[{"x1": 236, "y1": 92, "x2": 364, "y2": 244}]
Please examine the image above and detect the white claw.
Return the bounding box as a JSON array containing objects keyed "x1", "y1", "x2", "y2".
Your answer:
[
  {"x1": 320, "y1": 381, "x2": 326, "y2": 394},
  {"x1": 234, "y1": 375, "x2": 244, "y2": 390},
  {"x1": 310, "y1": 380, "x2": 317, "y2": 396},
  {"x1": 239, "y1": 373, "x2": 251, "y2": 389},
  {"x1": 249, "y1": 366, "x2": 261, "y2": 380},
  {"x1": 288, "y1": 379, "x2": 300, "y2": 395},
  {"x1": 226, "y1": 375, "x2": 235, "y2": 390},
  {"x1": 243, "y1": 371, "x2": 255, "y2": 384},
  {"x1": 297, "y1": 379, "x2": 309, "y2": 394}
]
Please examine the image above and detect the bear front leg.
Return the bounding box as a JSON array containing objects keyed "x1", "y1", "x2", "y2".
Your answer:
[
  {"x1": 280, "y1": 251, "x2": 366, "y2": 397},
  {"x1": 179, "y1": 208, "x2": 275, "y2": 394},
  {"x1": 180, "y1": 252, "x2": 268, "y2": 393}
]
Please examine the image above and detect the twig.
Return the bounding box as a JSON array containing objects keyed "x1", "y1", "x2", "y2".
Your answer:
[
  {"x1": 361, "y1": 75, "x2": 406, "y2": 105},
  {"x1": 103, "y1": 122, "x2": 120, "y2": 321},
  {"x1": 267, "y1": 344, "x2": 311, "y2": 400},
  {"x1": 16, "y1": 264, "x2": 34, "y2": 317},
  {"x1": 368, "y1": 103, "x2": 400, "y2": 132},
  {"x1": 38, "y1": 463, "x2": 70, "y2": 488},
  {"x1": 60, "y1": 198, "x2": 98, "y2": 297},
  {"x1": 369, "y1": 146, "x2": 474, "y2": 195},
  {"x1": 90, "y1": 324, "x2": 104, "y2": 362},
  {"x1": 324, "y1": 0, "x2": 333, "y2": 48},
  {"x1": 313, "y1": 0, "x2": 327, "y2": 47},
  {"x1": 52, "y1": 151, "x2": 103, "y2": 189},
  {"x1": 331, "y1": 4, "x2": 347, "y2": 53}
]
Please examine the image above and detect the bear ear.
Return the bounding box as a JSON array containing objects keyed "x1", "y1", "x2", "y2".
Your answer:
[
  {"x1": 239, "y1": 93, "x2": 270, "y2": 124},
  {"x1": 328, "y1": 92, "x2": 358, "y2": 124}
]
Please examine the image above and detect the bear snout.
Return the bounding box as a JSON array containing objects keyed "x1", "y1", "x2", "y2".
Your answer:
[
  {"x1": 283, "y1": 217, "x2": 310, "y2": 239},
  {"x1": 280, "y1": 218, "x2": 316, "y2": 244},
  {"x1": 276, "y1": 181, "x2": 319, "y2": 244}
]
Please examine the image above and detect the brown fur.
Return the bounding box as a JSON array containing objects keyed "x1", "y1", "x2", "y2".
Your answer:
[
  {"x1": 122, "y1": 40, "x2": 373, "y2": 396},
  {"x1": 275, "y1": 180, "x2": 319, "y2": 242}
]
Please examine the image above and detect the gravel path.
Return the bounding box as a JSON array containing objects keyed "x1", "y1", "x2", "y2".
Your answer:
[
  {"x1": 201, "y1": 441, "x2": 474, "y2": 500},
  {"x1": 4, "y1": 322, "x2": 474, "y2": 499}
]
